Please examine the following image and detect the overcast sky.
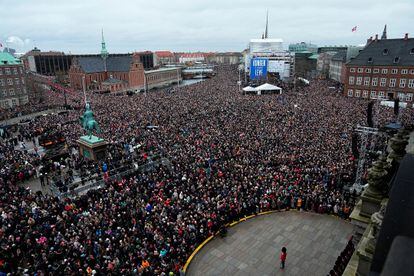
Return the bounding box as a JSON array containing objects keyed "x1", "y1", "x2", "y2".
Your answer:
[{"x1": 1, "y1": 0, "x2": 413, "y2": 54}]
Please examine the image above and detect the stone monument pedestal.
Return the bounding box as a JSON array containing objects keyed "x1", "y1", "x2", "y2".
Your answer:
[{"x1": 77, "y1": 135, "x2": 107, "y2": 161}]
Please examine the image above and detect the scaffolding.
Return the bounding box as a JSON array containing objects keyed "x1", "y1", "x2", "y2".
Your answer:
[{"x1": 351, "y1": 125, "x2": 379, "y2": 193}]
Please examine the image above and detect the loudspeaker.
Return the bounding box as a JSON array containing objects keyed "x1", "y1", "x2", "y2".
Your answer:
[
  {"x1": 367, "y1": 101, "x2": 374, "y2": 127},
  {"x1": 394, "y1": 98, "x2": 400, "y2": 116},
  {"x1": 352, "y1": 133, "x2": 359, "y2": 159}
]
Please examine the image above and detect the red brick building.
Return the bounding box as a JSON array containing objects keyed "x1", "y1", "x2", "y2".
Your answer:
[
  {"x1": 344, "y1": 34, "x2": 414, "y2": 102},
  {"x1": 154, "y1": 51, "x2": 175, "y2": 66},
  {"x1": 68, "y1": 53, "x2": 145, "y2": 92}
]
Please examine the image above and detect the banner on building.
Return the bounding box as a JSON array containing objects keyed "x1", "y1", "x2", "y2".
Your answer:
[{"x1": 250, "y1": 58, "x2": 268, "y2": 80}]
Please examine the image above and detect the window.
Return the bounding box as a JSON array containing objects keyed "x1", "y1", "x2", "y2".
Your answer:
[
  {"x1": 19, "y1": 67, "x2": 23, "y2": 74},
  {"x1": 378, "y1": 91, "x2": 385, "y2": 99},
  {"x1": 371, "y1": 91, "x2": 377, "y2": 98},
  {"x1": 14, "y1": 78, "x2": 19, "y2": 85},
  {"x1": 391, "y1": 69, "x2": 398, "y2": 74},
  {"x1": 0, "y1": 69, "x2": 2, "y2": 75},
  {"x1": 355, "y1": 90, "x2": 361, "y2": 97},
  {"x1": 365, "y1": 68, "x2": 372, "y2": 73},
  {"x1": 7, "y1": 78, "x2": 13, "y2": 85},
  {"x1": 9, "y1": 88, "x2": 14, "y2": 96},
  {"x1": 356, "y1": 77, "x2": 362, "y2": 85},
  {"x1": 350, "y1": 68, "x2": 356, "y2": 73},
  {"x1": 5, "y1": 68, "x2": 10, "y2": 75},
  {"x1": 368, "y1": 57, "x2": 373, "y2": 63},
  {"x1": 357, "y1": 68, "x2": 363, "y2": 73},
  {"x1": 363, "y1": 90, "x2": 368, "y2": 98},
  {"x1": 16, "y1": 88, "x2": 21, "y2": 94},
  {"x1": 408, "y1": 79, "x2": 414, "y2": 88},
  {"x1": 407, "y1": 93, "x2": 413, "y2": 102},
  {"x1": 402, "y1": 69, "x2": 408, "y2": 74},
  {"x1": 0, "y1": 79, "x2": 4, "y2": 86},
  {"x1": 393, "y1": 57, "x2": 400, "y2": 64},
  {"x1": 364, "y1": 77, "x2": 370, "y2": 86},
  {"x1": 348, "y1": 89, "x2": 353, "y2": 97},
  {"x1": 2, "y1": 89, "x2": 6, "y2": 97},
  {"x1": 12, "y1": 68, "x2": 18, "y2": 75},
  {"x1": 380, "y1": 78, "x2": 387, "y2": 87},
  {"x1": 398, "y1": 92, "x2": 405, "y2": 100},
  {"x1": 373, "y1": 68, "x2": 380, "y2": 73},
  {"x1": 11, "y1": 99, "x2": 17, "y2": 106},
  {"x1": 411, "y1": 48, "x2": 414, "y2": 55},
  {"x1": 372, "y1": 77, "x2": 378, "y2": 86},
  {"x1": 381, "y1": 69, "x2": 388, "y2": 74},
  {"x1": 21, "y1": 78, "x2": 24, "y2": 85},
  {"x1": 389, "y1": 78, "x2": 396, "y2": 87},
  {"x1": 400, "y1": 79, "x2": 406, "y2": 88},
  {"x1": 383, "y1": 49, "x2": 389, "y2": 55},
  {"x1": 410, "y1": 69, "x2": 414, "y2": 74},
  {"x1": 348, "y1": 76, "x2": 355, "y2": 85}
]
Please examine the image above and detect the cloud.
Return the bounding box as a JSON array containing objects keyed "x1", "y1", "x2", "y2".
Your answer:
[
  {"x1": 5, "y1": 36, "x2": 32, "y2": 51},
  {"x1": 0, "y1": 0, "x2": 413, "y2": 53}
]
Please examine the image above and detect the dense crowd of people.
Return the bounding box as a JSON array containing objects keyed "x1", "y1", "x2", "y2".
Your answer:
[{"x1": 1, "y1": 65, "x2": 413, "y2": 274}]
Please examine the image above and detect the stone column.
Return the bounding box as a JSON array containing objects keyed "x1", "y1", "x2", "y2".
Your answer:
[
  {"x1": 356, "y1": 200, "x2": 387, "y2": 276},
  {"x1": 387, "y1": 129, "x2": 409, "y2": 163},
  {"x1": 359, "y1": 156, "x2": 390, "y2": 218}
]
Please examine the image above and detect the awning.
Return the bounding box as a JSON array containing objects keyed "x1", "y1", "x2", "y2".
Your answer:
[
  {"x1": 242, "y1": 86, "x2": 257, "y2": 92},
  {"x1": 255, "y1": 83, "x2": 282, "y2": 91}
]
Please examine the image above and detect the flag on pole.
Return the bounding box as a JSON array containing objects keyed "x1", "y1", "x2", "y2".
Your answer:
[{"x1": 352, "y1": 26, "x2": 357, "y2": 32}]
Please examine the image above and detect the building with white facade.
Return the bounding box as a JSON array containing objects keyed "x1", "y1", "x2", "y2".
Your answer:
[{"x1": 245, "y1": 38, "x2": 294, "y2": 81}]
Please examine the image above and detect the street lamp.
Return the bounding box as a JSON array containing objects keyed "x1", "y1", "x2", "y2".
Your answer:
[
  {"x1": 82, "y1": 75, "x2": 87, "y2": 104},
  {"x1": 176, "y1": 68, "x2": 180, "y2": 90}
]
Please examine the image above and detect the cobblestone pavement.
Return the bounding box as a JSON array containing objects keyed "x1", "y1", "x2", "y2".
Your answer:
[{"x1": 186, "y1": 211, "x2": 353, "y2": 276}]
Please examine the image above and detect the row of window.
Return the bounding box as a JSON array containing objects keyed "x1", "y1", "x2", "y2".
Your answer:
[
  {"x1": 349, "y1": 76, "x2": 414, "y2": 88},
  {"x1": 1, "y1": 87, "x2": 26, "y2": 97},
  {"x1": 348, "y1": 89, "x2": 413, "y2": 101},
  {"x1": 0, "y1": 77, "x2": 25, "y2": 86},
  {"x1": 349, "y1": 68, "x2": 414, "y2": 75},
  {"x1": 0, "y1": 98, "x2": 18, "y2": 108},
  {"x1": 0, "y1": 67, "x2": 23, "y2": 75}
]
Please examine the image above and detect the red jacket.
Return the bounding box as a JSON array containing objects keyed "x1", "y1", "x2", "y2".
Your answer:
[{"x1": 280, "y1": 252, "x2": 287, "y2": 261}]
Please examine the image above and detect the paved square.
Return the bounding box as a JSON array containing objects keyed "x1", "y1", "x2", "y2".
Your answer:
[{"x1": 186, "y1": 211, "x2": 353, "y2": 276}]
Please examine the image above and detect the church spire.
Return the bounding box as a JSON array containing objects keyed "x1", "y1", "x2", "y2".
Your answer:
[
  {"x1": 381, "y1": 24, "x2": 387, "y2": 40},
  {"x1": 100, "y1": 29, "x2": 109, "y2": 72},
  {"x1": 264, "y1": 10, "x2": 269, "y2": 39}
]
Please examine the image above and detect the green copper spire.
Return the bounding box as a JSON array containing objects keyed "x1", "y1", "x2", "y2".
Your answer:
[
  {"x1": 101, "y1": 29, "x2": 109, "y2": 72},
  {"x1": 101, "y1": 29, "x2": 109, "y2": 61}
]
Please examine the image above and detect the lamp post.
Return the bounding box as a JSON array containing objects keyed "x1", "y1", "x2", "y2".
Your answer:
[
  {"x1": 176, "y1": 68, "x2": 180, "y2": 90},
  {"x1": 82, "y1": 75, "x2": 87, "y2": 104},
  {"x1": 238, "y1": 67, "x2": 241, "y2": 92},
  {"x1": 143, "y1": 73, "x2": 147, "y2": 96}
]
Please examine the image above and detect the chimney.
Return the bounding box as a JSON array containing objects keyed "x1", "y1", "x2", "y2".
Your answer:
[
  {"x1": 404, "y1": 33, "x2": 409, "y2": 40},
  {"x1": 367, "y1": 36, "x2": 373, "y2": 45},
  {"x1": 375, "y1": 34, "x2": 378, "y2": 42}
]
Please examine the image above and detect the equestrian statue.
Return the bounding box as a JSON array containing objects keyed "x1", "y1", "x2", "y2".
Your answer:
[{"x1": 79, "y1": 102, "x2": 101, "y2": 139}]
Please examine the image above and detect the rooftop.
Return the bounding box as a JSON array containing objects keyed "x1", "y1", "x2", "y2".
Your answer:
[
  {"x1": 145, "y1": 67, "x2": 180, "y2": 74},
  {"x1": 347, "y1": 38, "x2": 414, "y2": 66},
  {"x1": 75, "y1": 55, "x2": 135, "y2": 73},
  {"x1": 308, "y1": 54, "x2": 319, "y2": 60},
  {"x1": 0, "y1": 52, "x2": 21, "y2": 65},
  {"x1": 155, "y1": 51, "x2": 174, "y2": 58},
  {"x1": 331, "y1": 51, "x2": 347, "y2": 62}
]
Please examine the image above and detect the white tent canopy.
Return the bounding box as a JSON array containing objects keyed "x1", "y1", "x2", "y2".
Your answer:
[
  {"x1": 255, "y1": 83, "x2": 282, "y2": 94},
  {"x1": 242, "y1": 86, "x2": 257, "y2": 92}
]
